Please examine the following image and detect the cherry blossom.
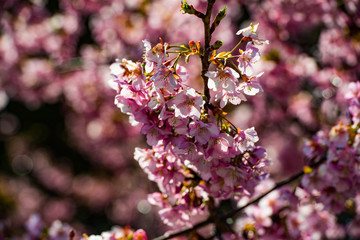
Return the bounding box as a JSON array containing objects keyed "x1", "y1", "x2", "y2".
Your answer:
[
  {"x1": 167, "y1": 87, "x2": 205, "y2": 120},
  {"x1": 237, "y1": 42, "x2": 261, "y2": 76}
]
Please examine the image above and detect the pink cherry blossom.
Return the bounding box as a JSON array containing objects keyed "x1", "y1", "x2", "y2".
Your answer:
[
  {"x1": 205, "y1": 67, "x2": 249, "y2": 107},
  {"x1": 151, "y1": 65, "x2": 179, "y2": 92},
  {"x1": 188, "y1": 120, "x2": 220, "y2": 145},
  {"x1": 206, "y1": 67, "x2": 239, "y2": 92},
  {"x1": 236, "y1": 23, "x2": 260, "y2": 38},
  {"x1": 218, "y1": 89, "x2": 247, "y2": 108},
  {"x1": 206, "y1": 133, "x2": 235, "y2": 159},
  {"x1": 167, "y1": 87, "x2": 205, "y2": 120},
  {"x1": 143, "y1": 39, "x2": 167, "y2": 73},
  {"x1": 238, "y1": 72, "x2": 264, "y2": 96},
  {"x1": 237, "y1": 42, "x2": 261, "y2": 76},
  {"x1": 236, "y1": 23, "x2": 269, "y2": 45}
]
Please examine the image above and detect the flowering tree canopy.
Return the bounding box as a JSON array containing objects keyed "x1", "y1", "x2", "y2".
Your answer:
[{"x1": 0, "y1": 0, "x2": 360, "y2": 239}]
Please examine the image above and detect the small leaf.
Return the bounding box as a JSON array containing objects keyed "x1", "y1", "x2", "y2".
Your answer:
[
  {"x1": 210, "y1": 40, "x2": 223, "y2": 50},
  {"x1": 181, "y1": 0, "x2": 196, "y2": 14},
  {"x1": 210, "y1": 6, "x2": 227, "y2": 33}
]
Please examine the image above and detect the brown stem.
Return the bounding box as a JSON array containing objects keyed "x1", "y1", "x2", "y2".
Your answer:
[
  {"x1": 201, "y1": 0, "x2": 216, "y2": 104},
  {"x1": 153, "y1": 218, "x2": 212, "y2": 240}
]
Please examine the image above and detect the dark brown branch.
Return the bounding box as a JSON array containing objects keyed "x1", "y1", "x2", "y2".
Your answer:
[
  {"x1": 182, "y1": 0, "x2": 215, "y2": 103},
  {"x1": 153, "y1": 218, "x2": 212, "y2": 240},
  {"x1": 201, "y1": 0, "x2": 216, "y2": 104}
]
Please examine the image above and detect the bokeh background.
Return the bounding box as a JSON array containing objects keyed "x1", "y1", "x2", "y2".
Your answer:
[{"x1": 0, "y1": 0, "x2": 359, "y2": 238}]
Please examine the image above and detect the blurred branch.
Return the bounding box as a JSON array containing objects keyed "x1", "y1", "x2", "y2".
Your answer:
[
  {"x1": 55, "y1": 57, "x2": 84, "y2": 74},
  {"x1": 153, "y1": 218, "x2": 212, "y2": 240}
]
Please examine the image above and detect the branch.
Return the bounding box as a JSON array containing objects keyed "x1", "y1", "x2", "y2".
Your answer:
[
  {"x1": 181, "y1": 0, "x2": 205, "y2": 18},
  {"x1": 201, "y1": 0, "x2": 216, "y2": 104},
  {"x1": 153, "y1": 218, "x2": 212, "y2": 240}
]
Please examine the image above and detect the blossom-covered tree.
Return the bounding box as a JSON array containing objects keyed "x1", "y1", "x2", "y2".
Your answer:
[{"x1": 0, "y1": 0, "x2": 360, "y2": 239}]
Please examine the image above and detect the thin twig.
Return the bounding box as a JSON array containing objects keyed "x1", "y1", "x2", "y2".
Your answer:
[{"x1": 227, "y1": 39, "x2": 242, "y2": 56}]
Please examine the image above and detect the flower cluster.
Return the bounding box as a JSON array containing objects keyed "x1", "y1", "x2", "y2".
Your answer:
[
  {"x1": 234, "y1": 180, "x2": 346, "y2": 239},
  {"x1": 300, "y1": 82, "x2": 360, "y2": 213},
  {"x1": 82, "y1": 227, "x2": 147, "y2": 240},
  {"x1": 1, "y1": 214, "x2": 147, "y2": 240},
  {"x1": 2, "y1": 0, "x2": 360, "y2": 239},
  {"x1": 109, "y1": 25, "x2": 269, "y2": 228},
  {"x1": 345, "y1": 82, "x2": 360, "y2": 126},
  {"x1": 215, "y1": 80, "x2": 360, "y2": 239},
  {"x1": 240, "y1": 0, "x2": 360, "y2": 176}
]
